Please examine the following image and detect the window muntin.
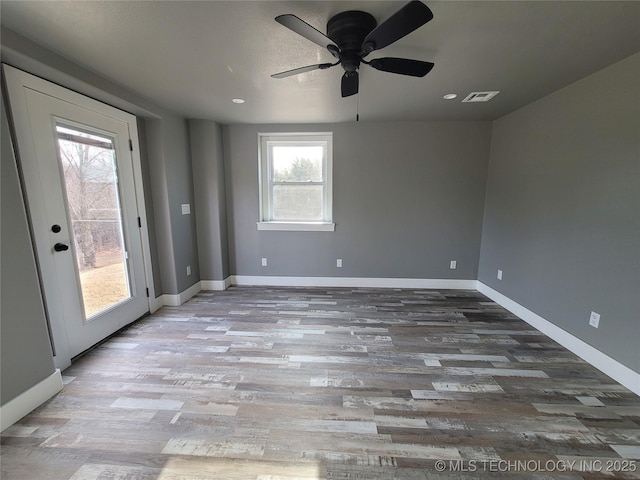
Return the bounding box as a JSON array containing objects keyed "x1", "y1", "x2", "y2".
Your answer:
[{"x1": 259, "y1": 133, "x2": 333, "y2": 231}]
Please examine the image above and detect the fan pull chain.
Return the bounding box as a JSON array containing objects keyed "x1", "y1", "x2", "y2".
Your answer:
[{"x1": 356, "y1": 93, "x2": 360, "y2": 122}]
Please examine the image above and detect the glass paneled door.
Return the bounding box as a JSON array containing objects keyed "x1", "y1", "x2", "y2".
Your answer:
[{"x1": 4, "y1": 65, "x2": 151, "y2": 368}]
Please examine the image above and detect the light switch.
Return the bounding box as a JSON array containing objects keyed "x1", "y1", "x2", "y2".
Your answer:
[{"x1": 181, "y1": 204, "x2": 191, "y2": 215}]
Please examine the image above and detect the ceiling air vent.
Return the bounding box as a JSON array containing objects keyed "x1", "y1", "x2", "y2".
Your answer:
[{"x1": 462, "y1": 91, "x2": 500, "y2": 103}]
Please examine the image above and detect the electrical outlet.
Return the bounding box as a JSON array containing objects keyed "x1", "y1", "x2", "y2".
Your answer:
[
  {"x1": 589, "y1": 311, "x2": 600, "y2": 328},
  {"x1": 450, "y1": 260, "x2": 457, "y2": 270},
  {"x1": 336, "y1": 258, "x2": 343, "y2": 268},
  {"x1": 261, "y1": 258, "x2": 267, "y2": 267},
  {"x1": 181, "y1": 203, "x2": 191, "y2": 215},
  {"x1": 497, "y1": 269, "x2": 503, "y2": 280},
  {"x1": 186, "y1": 265, "x2": 191, "y2": 276}
]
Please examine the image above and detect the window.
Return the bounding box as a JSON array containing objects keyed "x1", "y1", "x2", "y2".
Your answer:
[{"x1": 258, "y1": 133, "x2": 334, "y2": 231}]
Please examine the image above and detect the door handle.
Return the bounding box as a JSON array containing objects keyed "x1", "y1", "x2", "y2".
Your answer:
[{"x1": 54, "y1": 242, "x2": 69, "y2": 252}]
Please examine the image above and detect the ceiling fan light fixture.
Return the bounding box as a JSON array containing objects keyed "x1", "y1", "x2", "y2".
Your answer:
[
  {"x1": 443, "y1": 93, "x2": 457, "y2": 100},
  {"x1": 272, "y1": 1, "x2": 435, "y2": 98},
  {"x1": 232, "y1": 98, "x2": 245, "y2": 104}
]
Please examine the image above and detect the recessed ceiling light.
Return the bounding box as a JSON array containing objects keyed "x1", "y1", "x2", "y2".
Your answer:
[
  {"x1": 232, "y1": 98, "x2": 245, "y2": 104},
  {"x1": 443, "y1": 93, "x2": 457, "y2": 100}
]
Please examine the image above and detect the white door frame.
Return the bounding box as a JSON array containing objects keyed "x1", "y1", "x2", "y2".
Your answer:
[{"x1": 3, "y1": 64, "x2": 157, "y2": 370}]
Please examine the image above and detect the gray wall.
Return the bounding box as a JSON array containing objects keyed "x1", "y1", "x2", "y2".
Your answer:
[
  {"x1": 1, "y1": 91, "x2": 55, "y2": 405},
  {"x1": 143, "y1": 118, "x2": 176, "y2": 294},
  {"x1": 164, "y1": 115, "x2": 200, "y2": 293},
  {"x1": 478, "y1": 53, "x2": 640, "y2": 372},
  {"x1": 144, "y1": 115, "x2": 200, "y2": 294},
  {"x1": 224, "y1": 122, "x2": 491, "y2": 279},
  {"x1": 190, "y1": 120, "x2": 230, "y2": 281}
]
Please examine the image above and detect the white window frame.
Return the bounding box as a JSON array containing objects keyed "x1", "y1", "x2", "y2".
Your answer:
[{"x1": 257, "y1": 132, "x2": 335, "y2": 232}]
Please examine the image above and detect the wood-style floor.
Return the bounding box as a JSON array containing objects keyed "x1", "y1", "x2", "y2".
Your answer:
[{"x1": 2, "y1": 287, "x2": 639, "y2": 479}]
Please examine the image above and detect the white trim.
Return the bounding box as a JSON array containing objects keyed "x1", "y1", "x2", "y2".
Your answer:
[
  {"x1": 148, "y1": 295, "x2": 164, "y2": 314},
  {"x1": 162, "y1": 281, "x2": 202, "y2": 307},
  {"x1": 0, "y1": 369, "x2": 63, "y2": 432},
  {"x1": 477, "y1": 282, "x2": 640, "y2": 396},
  {"x1": 126, "y1": 122, "x2": 157, "y2": 314},
  {"x1": 231, "y1": 275, "x2": 477, "y2": 290},
  {"x1": 258, "y1": 132, "x2": 333, "y2": 225},
  {"x1": 257, "y1": 132, "x2": 334, "y2": 137},
  {"x1": 257, "y1": 222, "x2": 335, "y2": 232},
  {"x1": 201, "y1": 278, "x2": 233, "y2": 291}
]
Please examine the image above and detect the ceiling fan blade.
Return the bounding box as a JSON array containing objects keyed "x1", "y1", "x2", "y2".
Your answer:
[
  {"x1": 341, "y1": 72, "x2": 359, "y2": 97},
  {"x1": 368, "y1": 57, "x2": 434, "y2": 77},
  {"x1": 361, "y1": 1, "x2": 433, "y2": 55},
  {"x1": 272, "y1": 63, "x2": 335, "y2": 79},
  {"x1": 275, "y1": 14, "x2": 339, "y2": 51}
]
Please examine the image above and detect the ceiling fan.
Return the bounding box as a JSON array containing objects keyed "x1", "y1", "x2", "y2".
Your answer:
[{"x1": 272, "y1": 0, "x2": 434, "y2": 97}]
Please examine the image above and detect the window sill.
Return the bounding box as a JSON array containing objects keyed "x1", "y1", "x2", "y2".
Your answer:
[{"x1": 257, "y1": 221, "x2": 335, "y2": 232}]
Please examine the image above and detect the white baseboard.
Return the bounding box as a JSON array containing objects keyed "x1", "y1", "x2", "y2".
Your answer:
[
  {"x1": 229, "y1": 275, "x2": 477, "y2": 290},
  {"x1": 477, "y1": 282, "x2": 640, "y2": 396},
  {"x1": 162, "y1": 281, "x2": 202, "y2": 307},
  {"x1": 201, "y1": 277, "x2": 232, "y2": 291},
  {"x1": 1, "y1": 369, "x2": 63, "y2": 431}
]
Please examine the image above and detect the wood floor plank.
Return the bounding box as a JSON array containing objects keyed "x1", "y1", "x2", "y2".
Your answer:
[{"x1": 2, "y1": 286, "x2": 638, "y2": 479}]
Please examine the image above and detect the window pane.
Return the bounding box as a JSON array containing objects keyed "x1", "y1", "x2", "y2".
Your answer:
[
  {"x1": 56, "y1": 125, "x2": 131, "y2": 320},
  {"x1": 272, "y1": 184, "x2": 323, "y2": 221},
  {"x1": 272, "y1": 145, "x2": 323, "y2": 182}
]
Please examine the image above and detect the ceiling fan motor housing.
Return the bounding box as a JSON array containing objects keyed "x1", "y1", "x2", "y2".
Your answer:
[{"x1": 327, "y1": 11, "x2": 377, "y2": 72}]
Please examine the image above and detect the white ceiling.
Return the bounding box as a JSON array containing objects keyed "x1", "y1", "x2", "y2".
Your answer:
[{"x1": 2, "y1": 1, "x2": 639, "y2": 124}]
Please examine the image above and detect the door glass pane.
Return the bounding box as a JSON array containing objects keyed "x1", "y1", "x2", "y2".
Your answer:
[{"x1": 55, "y1": 125, "x2": 131, "y2": 320}]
